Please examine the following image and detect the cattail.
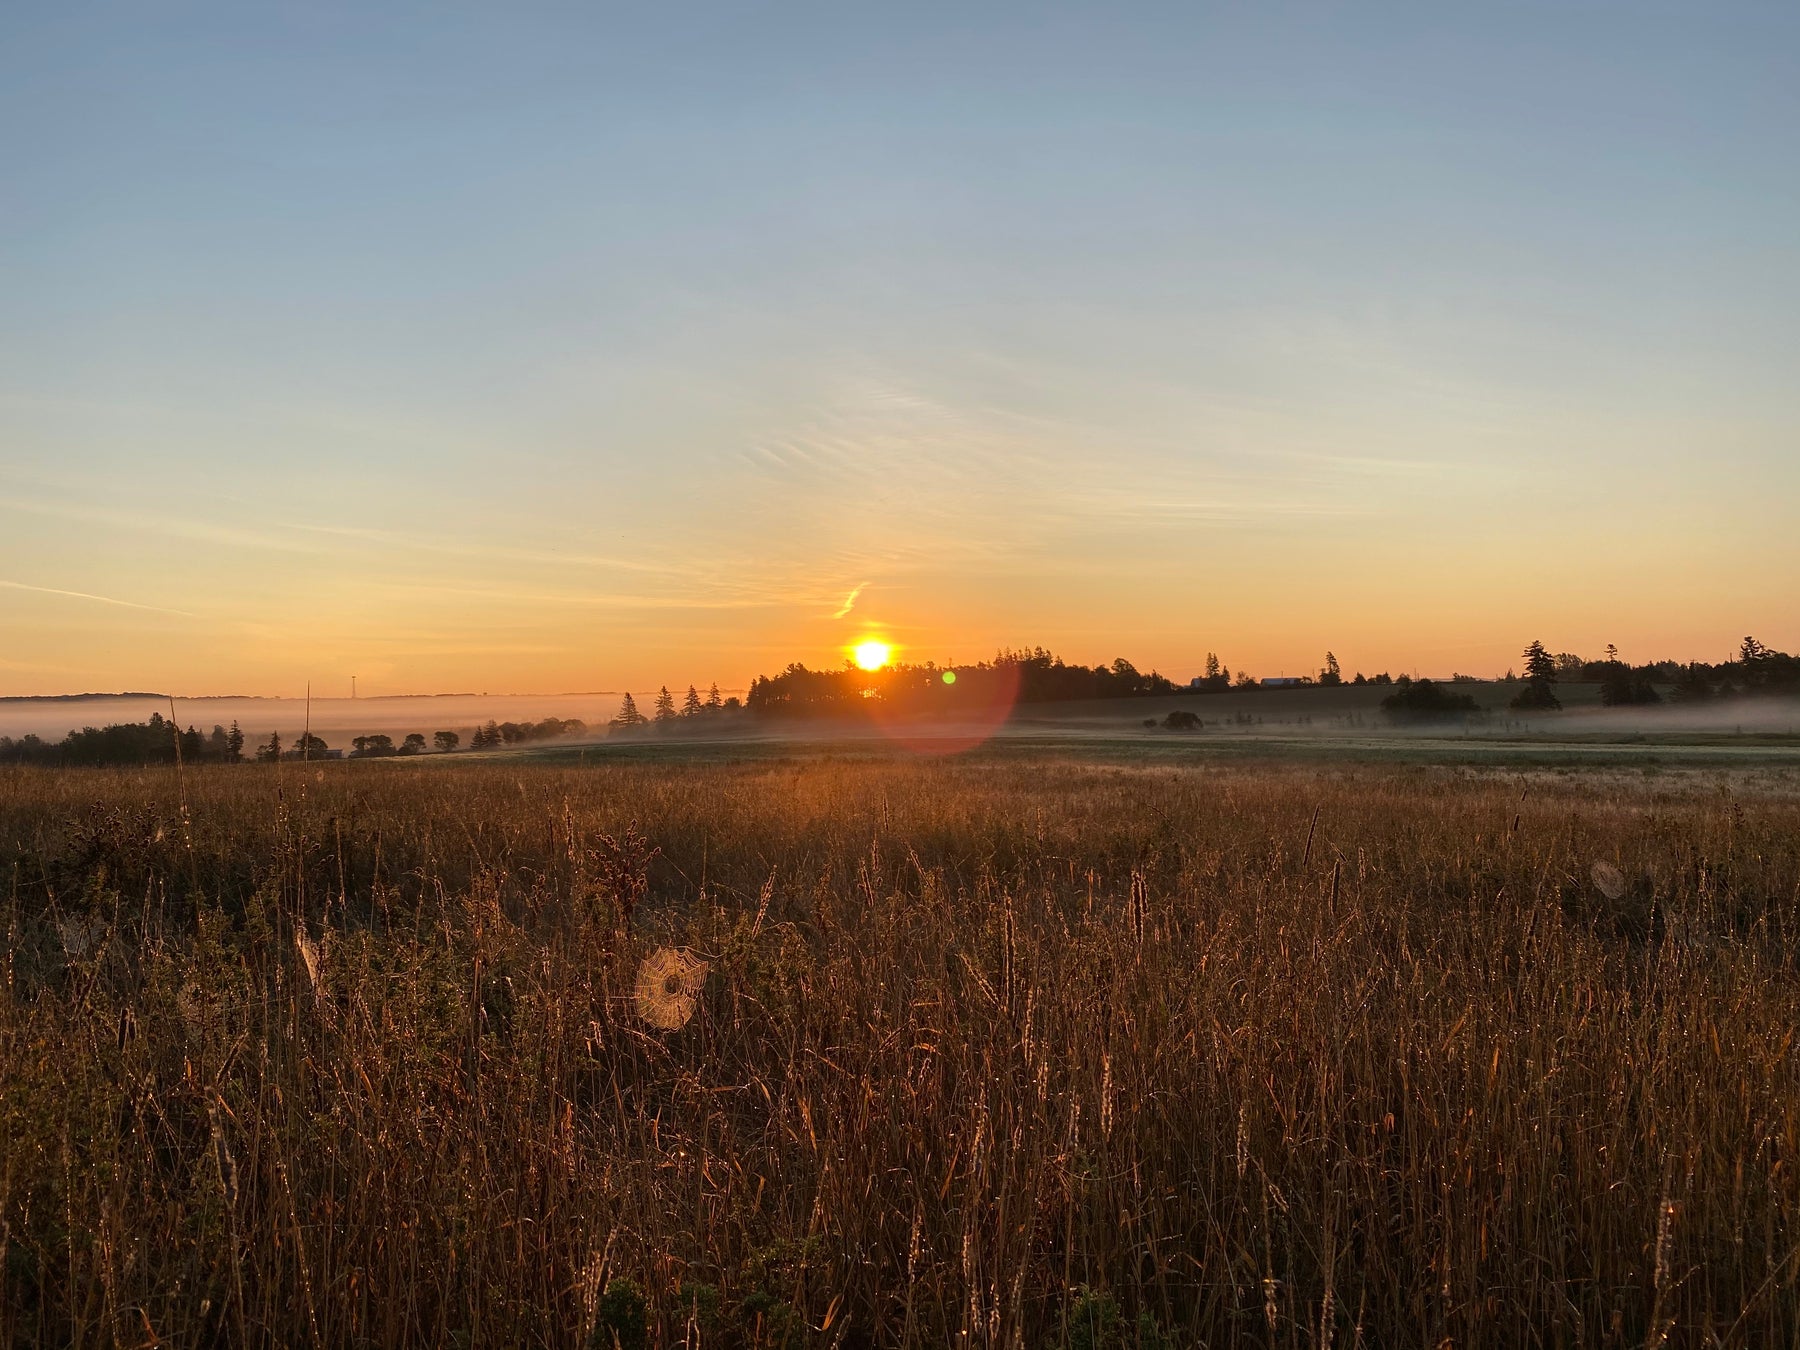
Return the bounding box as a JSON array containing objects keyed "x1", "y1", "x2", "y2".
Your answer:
[{"x1": 1128, "y1": 869, "x2": 1147, "y2": 954}]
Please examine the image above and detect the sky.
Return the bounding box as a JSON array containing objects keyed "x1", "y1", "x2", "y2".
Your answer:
[{"x1": 3, "y1": 3, "x2": 1797, "y2": 696}]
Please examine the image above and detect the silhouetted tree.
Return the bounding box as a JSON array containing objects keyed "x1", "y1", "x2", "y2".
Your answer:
[
  {"x1": 682, "y1": 685, "x2": 703, "y2": 717},
  {"x1": 434, "y1": 730, "x2": 461, "y2": 752},
  {"x1": 257, "y1": 732, "x2": 282, "y2": 763},
  {"x1": 1600, "y1": 664, "x2": 1661, "y2": 706},
  {"x1": 1319, "y1": 652, "x2": 1343, "y2": 686},
  {"x1": 654, "y1": 686, "x2": 677, "y2": 724},
  {"x1": 610, "y1": 693, "x2": 646, "y2": 732},
  {"x1": 706, "y1": 683, "x2": 723, "y2": 712},
  {"x1": 226, "y1": 720, "x2": 245, "y2": 762},
  {"x1": 1671, "y1": 664, "x2": 1715, "y2": 703},
  {"x1": 400, "y1": 733, "x2": 427, "y2": 755},
  {"x1": 1384, "y1": 679, "x2": 1481, "y2": 720},
  {"x1": 1512, "y1": 640, "x2": 1562, "y2": 711},
  {"x1": 291, "y1": 732, "x2": 330, "y2": 760}
]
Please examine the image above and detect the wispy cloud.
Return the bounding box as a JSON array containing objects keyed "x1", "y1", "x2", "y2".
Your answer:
[
  {"x1": 831, "y1": 583, "x2": 867, "y2": 619},
  {"x1": 2, "y1": 497, "x2": 331, "y2": 556},
  {"x1": 0, "y1": 579, "x2": 195, "y2": 618}
]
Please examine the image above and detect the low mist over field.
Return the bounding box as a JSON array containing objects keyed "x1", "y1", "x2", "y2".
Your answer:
[{"x1": 0, "y1": 692, "x2": 677, "y2": 747}]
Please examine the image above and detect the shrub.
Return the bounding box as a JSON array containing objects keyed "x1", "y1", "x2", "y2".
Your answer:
[
  {"x1": 1381, "y1": 678, "x2": 1481, "y2": 719},
  {"x1": 592, "y1": 1279, "x2": 648, "y2": 1350}
]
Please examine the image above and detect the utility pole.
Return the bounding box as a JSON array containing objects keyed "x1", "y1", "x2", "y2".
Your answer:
[{"x1": 352, "y1": 675, "x2": 357, "y2": 699}]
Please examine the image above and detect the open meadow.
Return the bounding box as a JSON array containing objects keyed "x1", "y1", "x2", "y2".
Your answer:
[{"x1": 4, "y1": 750, "x2": 1799, "y2": 1347}]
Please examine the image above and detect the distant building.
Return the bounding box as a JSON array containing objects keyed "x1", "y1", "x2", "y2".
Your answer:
[{"x1": 1261, "y1": 677, "x2": 1307, "y2": 689}]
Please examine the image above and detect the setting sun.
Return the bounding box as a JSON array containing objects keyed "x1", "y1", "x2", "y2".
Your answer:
[{"x1": 853, "y1": 639, "x2": 892, "y2": 671}]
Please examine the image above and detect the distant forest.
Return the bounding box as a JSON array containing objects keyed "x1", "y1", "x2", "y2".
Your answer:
[
  {"x1": 2, "y1": 638, "x2": 1794, "y2": 765},
  {"x1": 746, "y1": 638, "x2": 1800, "y2": 721},
  {"x1": 0, "y1": 712, "x2": 588, "y2": 767},
  {"x1": 745, "y1": 648, "x2": 1181, "y2": 717}
]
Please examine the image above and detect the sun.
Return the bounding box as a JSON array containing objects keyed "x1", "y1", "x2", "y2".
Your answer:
[{"x1": 853, "y1": 639, "x2": 892, "y2": 671}]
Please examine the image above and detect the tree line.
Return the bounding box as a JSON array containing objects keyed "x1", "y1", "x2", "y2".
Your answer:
[
  {"x1": 0, "y1": 713, "x2": 595, "y2": 766},
  {"x1": 608, "y1": 683, "x2": 741, "y2": 734},
  {"x1": 1378, "y1": 636, "x2": 1798, "y2": 720},
  {"x1": 743, "y1": 649, "x2": 1184, "y2": 718},
  {"x1": 0, "y1": 712, "x2": 246, "y2": 766}
]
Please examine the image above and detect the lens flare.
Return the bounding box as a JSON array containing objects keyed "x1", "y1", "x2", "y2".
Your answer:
[{"x1": 853, "y1": 639, "x2": 892, "y2": 671}]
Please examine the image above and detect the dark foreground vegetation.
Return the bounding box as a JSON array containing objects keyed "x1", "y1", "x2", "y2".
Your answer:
[{"x1": 3, "y1": 757, "x2": 1799, "y2": 1347}]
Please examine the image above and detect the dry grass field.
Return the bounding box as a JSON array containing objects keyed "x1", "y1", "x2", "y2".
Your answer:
[{"x1": 3, "y1": 754, "x2": 1798, "y2": 1347}]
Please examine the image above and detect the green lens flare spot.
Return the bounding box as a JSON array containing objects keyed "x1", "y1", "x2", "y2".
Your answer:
[{"x1": 942, "y1": 670, "x2": 957, "y2": 685}]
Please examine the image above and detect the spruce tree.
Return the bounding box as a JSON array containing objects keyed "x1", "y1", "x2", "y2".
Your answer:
[
  {"x1": 611, "y1": 692, "x2": 644, "y2": 731},
  {"x1": 654, "y1": 686, "x2": 677, "y2": 724},
  {"x1": 682, "y1": 685, "x2": 703, "y2": 717},
  {"x1": 1511, "y1": 639, "x2": 1562, "y2": 711}
]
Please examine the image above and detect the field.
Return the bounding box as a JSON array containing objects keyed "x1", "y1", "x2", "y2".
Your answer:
[{"x1": 4, "y1": 750, "x2": 1799, "y2": 1347}]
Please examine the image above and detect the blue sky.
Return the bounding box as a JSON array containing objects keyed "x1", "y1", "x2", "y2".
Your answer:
[{"x1": 3, "y1": 4, "x2": 1796, "y2": 693}]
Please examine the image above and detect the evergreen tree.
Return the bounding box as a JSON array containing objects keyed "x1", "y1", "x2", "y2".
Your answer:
[
  {"x1": 1511, "y1": 639, "x2": 1562, "y2": 711},
  {"x1": 610, "y1": 692, "x2": 645, "y2": 732},
  {"x1": 706, "y1": 683, "x2": 723, "y2": 712},
  {"x1": 682, "y1": 685, "x2": 703, "y2": 717},
  {"x1": 1600, "y1": 664, "x2": 1661, "y2": 706},
  {"x1": 1320, "y1": 652, "x2": 1343, "y2": 686},
  {"x1": 1671, "y1": 663, "x2": 1715, "y2": 703},
  {"x1": 257, "y1": 732, "x2": 282, "y2": 763},
  {"x1": 226, "y1": 720, "x2": 245, "y2": 762},
  {"x1": 654, "y1": 686, "x2": 677, "y2": 724}
]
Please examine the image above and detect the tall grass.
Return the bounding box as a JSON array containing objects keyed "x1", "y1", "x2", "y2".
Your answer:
[{"x1": 2, "y1": 757, "x2": 1797, "y2": 1346}]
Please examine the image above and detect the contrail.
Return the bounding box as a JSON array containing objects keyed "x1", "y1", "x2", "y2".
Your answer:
[
  {"x1": 832, "y1": 583, "x2": 867, "y2": 619},
  {"x1": 0, "y1": 580, "x2": 195, "y2": 618}
]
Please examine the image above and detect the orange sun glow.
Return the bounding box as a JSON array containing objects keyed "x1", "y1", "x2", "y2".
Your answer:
[{"x1": 853, "y1": 639, "x2": 892, "y2": 671}]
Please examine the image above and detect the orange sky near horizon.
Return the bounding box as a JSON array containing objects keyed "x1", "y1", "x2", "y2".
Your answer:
[{"x1": 4, "y1": 8, "x2": 1797, "y2": 698}]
